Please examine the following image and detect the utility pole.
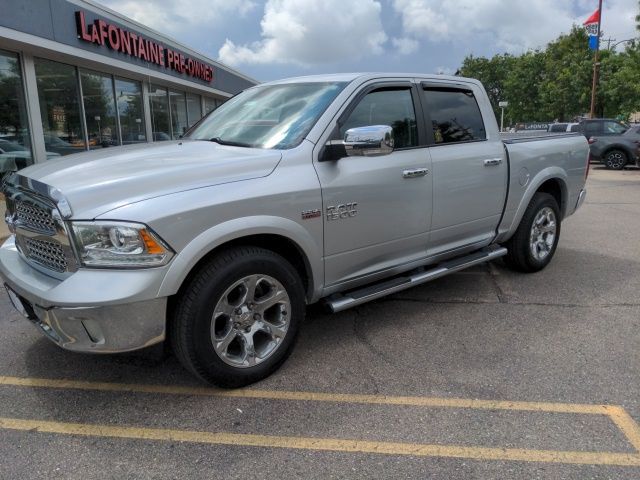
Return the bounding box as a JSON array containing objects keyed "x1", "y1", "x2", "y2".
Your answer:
[{"x1": 589, "y1": 0, "x2": 603, "y2": 119}]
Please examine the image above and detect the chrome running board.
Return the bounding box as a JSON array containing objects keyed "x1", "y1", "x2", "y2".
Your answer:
[{"x1": 325, "y1": 245, "x2": 507, "y2": 313}]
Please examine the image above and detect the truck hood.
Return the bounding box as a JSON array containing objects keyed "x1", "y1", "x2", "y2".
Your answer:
[{"x1": 18, "y1": 140, "x2": 282, "y2": 219}]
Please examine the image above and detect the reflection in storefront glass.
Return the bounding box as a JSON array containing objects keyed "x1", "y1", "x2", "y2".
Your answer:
[
  {"x1": 204, "y1": 97, "x2": 219, "y2": 115},
  {"x1": 169, "y1": 90, "x2": 188, "y2": 139},
  {"x1": 149, "y1": 84, "x2": 170, "y2": 141},
  {"x1": 186, "y1": 93, "x2": 202, "y2": 128},
  {"x1": 34, "y1": 58, "x2": 86, "y2": 156},
  {"x1": 0, "y1": 50, "x2": 33, "y2": 179},
  {"x1": 81, "y1": 70, "x2": 118, "y2": 150},
  {"x1": 116, "y1": 78, "x2": 146, "y2": 144}
]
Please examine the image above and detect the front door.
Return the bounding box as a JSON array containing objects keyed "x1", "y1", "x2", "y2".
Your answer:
[{"x1": 314, "y1": 84, "x2": 433, "y2": 288}]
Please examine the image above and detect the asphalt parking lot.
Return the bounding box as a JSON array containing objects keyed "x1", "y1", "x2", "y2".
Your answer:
[{"x1": 0, "y1": 166, "x2": 638, "y2": 479}]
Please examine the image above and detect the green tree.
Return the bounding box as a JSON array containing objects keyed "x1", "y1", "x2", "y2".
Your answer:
[
  {"x1": 539, "y1": 26, "x2": 592, "y2": 121},
  {"x1": 459, "y1": 54, "x2": 514, "y2": 120}
]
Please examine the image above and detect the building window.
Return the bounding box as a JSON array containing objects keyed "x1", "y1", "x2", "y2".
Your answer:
[
  {"x1": 116, "y1": 78, "x2": 146, "y2": 144},
  {"x1": 149, "y1": 84, "x2": 170, "y2": 141},
  {"x1": 34, "y1": 58, "x2": 86, "y2": 156},
  {"x1": 80, "y1": 70, "x2": 119, "y2": 150},
  {"x1": 169, "y1": 90, "x2": 188, "y2": 139},
  {"x1": 186, "y1": 93, "x2": 202, "y2": 128},
  {"x1": 204, "y1": 97, "x2": 219, "y2": 115},
  {"x1": 0, "y1": 50, "x2": 32, "y2": 178}
]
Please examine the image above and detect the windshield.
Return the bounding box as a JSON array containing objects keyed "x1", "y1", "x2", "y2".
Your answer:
[{"x1": 188, "y1": 82, "x2": 347, "y2": 149}]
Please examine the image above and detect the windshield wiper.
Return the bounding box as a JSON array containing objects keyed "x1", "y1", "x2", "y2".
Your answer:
[{"x1": 209, "y1": 137, "x2": 252, "y2": 148}]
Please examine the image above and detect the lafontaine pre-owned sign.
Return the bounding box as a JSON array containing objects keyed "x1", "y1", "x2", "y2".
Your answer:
[{"x1": 75, "y1": 11, "x2": 214, "y2": 83}]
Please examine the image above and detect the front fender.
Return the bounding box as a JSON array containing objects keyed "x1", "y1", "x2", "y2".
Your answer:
[{"x1": 157, "y1": 216, "x2": 323, "y2": 301}]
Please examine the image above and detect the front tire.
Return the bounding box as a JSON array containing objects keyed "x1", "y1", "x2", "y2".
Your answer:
[
  {"x1": 503, "y1": 192, "x2": 561, "y2": 273},
  {"x1": 603, "y1": 149, "x2": 627, "y2": 170},
  {"x1": 170, "y1": 246, "x2": 305, "y2": 387}
]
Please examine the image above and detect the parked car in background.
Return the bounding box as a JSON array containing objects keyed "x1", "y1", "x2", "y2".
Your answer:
[
  {"x1": 588, "y1": 131, "x2": 640, "y2": 170},
  {"x1": 580, "y1": 118, "x2": 629, "y2": 137}
]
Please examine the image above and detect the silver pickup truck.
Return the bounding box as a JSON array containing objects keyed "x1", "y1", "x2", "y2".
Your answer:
[{"x1": 0, "y1": 73, "x2": 588, "y2": 386}]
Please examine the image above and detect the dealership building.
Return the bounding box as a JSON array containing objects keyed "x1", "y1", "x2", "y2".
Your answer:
[{"x1": 0, "y1": 0, "x2": 257, "y2": 172}]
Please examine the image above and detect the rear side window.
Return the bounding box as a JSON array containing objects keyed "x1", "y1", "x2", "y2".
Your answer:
[
  {"x1": 583, "y1": 122, "x2": 602, "y2": 136},
  {"x1": 340, "y1": 88, "x2": 418, "y2": 149},
  {"x1": 423, "y1": 88, "x2": 486, "y2": 144}
]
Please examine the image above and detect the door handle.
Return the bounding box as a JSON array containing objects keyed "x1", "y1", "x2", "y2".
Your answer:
[
  {"x1": 402, "y1": 168, "x2": 429, "y2": 178},
  {"x1": 483, "y1": 158, "x2": 503, "y2": 166}
]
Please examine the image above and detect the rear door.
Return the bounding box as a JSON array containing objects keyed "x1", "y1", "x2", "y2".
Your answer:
[
  {"x1": 419, "y1": 83, "x2": 508, "y2": 256},
  {"x1": 314, "y1": 83, "x2": 433, "y2": 288}
]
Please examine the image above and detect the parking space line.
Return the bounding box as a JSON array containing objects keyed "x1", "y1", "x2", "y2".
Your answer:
[
  {"x1": 607, "y1": 406, "x2": 640, "y2": 452},
  {"x1": 1, "y1": 375, "x2": 639, "y2": 464},
  {"x1": 1, "y1": 416, "x2": 639, "y2": 467},
  {"x1": 0, "y1": 376, "x2": 610, "y2": 414}
]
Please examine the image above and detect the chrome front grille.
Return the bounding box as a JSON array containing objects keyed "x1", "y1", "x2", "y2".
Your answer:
[
  {"x1": 3, "y1": 180, "x2": 78, "y2": 277},
  {"x1": 15, "y1": 201, "x2": 57, "y2": 235},
  {"x1": 23, "y1": 237, "x2": 68, "y2": 273}
]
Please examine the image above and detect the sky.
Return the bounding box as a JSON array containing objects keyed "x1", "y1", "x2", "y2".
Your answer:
[{"x1": 96, "y1": 0, "x2": 639, "y2": 82}]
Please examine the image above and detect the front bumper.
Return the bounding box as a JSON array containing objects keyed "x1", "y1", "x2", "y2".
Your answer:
[{"x1": 0, "y1": 237, "x2": 167, "y2": 353}]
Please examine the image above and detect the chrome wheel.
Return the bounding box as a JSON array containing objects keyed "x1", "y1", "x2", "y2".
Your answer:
[
  {"x1": 211, "y1": 274, "x2": 291, "y2": 368},
  {"x1": 529, "y1": 207, "x2": 556, "y2": 261}
]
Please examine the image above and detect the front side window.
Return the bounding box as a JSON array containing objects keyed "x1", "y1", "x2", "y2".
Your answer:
[
  {"x1": 34, "y1": 58, "x2": 86, "y2": 156},
  {"x1": 188, "y1": 82, "x2": 347, "y2": 149},
  {"x1": 423, "y1": 88, "x2": 486, "y2": 144},
  {"x1": 340, "y1": 88, "x2": 418, "y2": 149},
  {"x1": 604, "y1": 121, "x2": 628, "y2": 135}
]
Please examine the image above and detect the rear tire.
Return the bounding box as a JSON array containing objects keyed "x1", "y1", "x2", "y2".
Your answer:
[
  {"x1": 170, "y1": 246, "x2": 305, "y2": 387},
  {"x1": 603, "y1": 149, "x2": 627, "y2": 170},
  {"x1": 503, "y1": 192, "x2": 561, "y2": 273}
]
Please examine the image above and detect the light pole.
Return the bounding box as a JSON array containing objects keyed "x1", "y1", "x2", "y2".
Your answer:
[
  {"x1": 589, "y1": 0, "x2": 604, "y2": 119},
  {"x1": 609, "y1": 38, "x2": 635, "y2": 50},
  {"x1": 499, "y1": 101, "x2": 508, "y2": 132}
]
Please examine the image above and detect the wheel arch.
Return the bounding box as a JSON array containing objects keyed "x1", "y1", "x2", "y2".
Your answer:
[
  {"x1": 158, "y1": 216, "x2": 323, "y2": 303},
  {"x1": 501, "y1": 169, "x2": 569, "y2": 241}
]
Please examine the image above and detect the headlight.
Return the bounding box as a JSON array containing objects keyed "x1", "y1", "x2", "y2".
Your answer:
[{"x1": 71, "y1": 221, "x2": 173, "y2": 268}]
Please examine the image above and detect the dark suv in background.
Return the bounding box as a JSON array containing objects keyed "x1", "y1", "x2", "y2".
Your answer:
[{"x1": 580, "y1": 119, "x2": 640, "y2": 170}]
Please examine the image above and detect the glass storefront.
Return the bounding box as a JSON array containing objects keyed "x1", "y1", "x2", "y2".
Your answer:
[
  {"x1": 186, "y1": 93, "x2": 202, "y2": 128},
  {"x1": 169, "y1": 90, "x2": 188, "y2": 139},
  {"x1": 116, "y1": 78, "x2": 146, "y2": 145},
  {"x1": 34, "y1": 58, "x2": 86, "y2": 156},
  {"x1": 149, "y1": 84, "x2": 171, "y2": 141},
  {"x1": 0, "y1": 54, "x2": 223, "y2": 167},
  {"x1": 204, "y1": 97, "x2": 219, "y2": 115},
  {"x1": 0, "y1": 49, "x2": 32, "y2": 179},
  {"x1": 81, "y1": 70, "x2": 119, "y2": 150}
]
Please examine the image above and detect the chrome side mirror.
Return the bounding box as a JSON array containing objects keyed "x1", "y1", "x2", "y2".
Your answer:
[{"x1": 343, "y1": 125, "x2": 394, "y2": 157}]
